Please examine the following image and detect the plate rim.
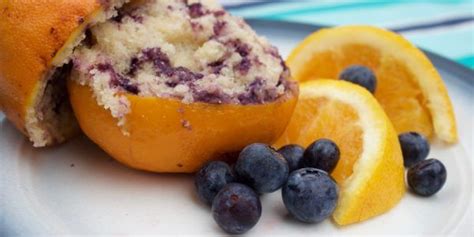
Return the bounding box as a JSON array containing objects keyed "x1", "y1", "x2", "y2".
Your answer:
[{"x1": 1, "y1": 18, "x2": 473, "y2": 236}]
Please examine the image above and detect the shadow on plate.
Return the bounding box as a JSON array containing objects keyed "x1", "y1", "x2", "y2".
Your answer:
[{"x1": 0, "y1": 118, "x2": 204, "y2": 205}]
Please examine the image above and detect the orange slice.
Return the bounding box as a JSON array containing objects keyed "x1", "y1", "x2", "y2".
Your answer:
[
  {"x1": 275, "y1": 80, "x2": 405, "y2": 225},
  {"x1": 287, "y1": 25, "x2": 457, "y2": 143}
]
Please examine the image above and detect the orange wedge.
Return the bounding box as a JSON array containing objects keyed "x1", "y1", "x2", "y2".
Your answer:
[
  {"x1": 275, "y1": 80, "x2": 405, "y2": 225},
  {"x1": 287, "y1": 25, "x2": 457, "y2": 143}
]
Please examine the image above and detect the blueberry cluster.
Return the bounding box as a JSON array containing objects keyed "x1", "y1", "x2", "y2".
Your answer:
[
  {"x1": 195, "y1": 132, "x2": 447, "y2": 233},
  {"x1": 398, "y1": 132, "x2": 447, "y2": 197},
  {"x1": 195, "y1": 139, "x2": 341, "y2": 234}
]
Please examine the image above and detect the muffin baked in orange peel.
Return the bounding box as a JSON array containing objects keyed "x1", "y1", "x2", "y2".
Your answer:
[
  {"x1": 0, "y1": 0, "x2": 298, "y2": 173},
  {"x1": 68, "y1": 0, "x2": 298, "y2": 173}
]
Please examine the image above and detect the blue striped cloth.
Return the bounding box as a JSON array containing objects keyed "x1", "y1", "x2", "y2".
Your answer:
[{"x1": 221, "y1": 0, "x2": 474, "y2": 69}]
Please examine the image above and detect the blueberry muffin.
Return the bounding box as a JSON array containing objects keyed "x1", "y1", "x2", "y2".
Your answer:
[
  {"x1": 71, "y1": 0, "x2": 293, "y2": 127},
  {"x1": 68, "y1": 0, "x2": 298, "y2": 172},
  {"x1": 0, "y1": 0, "x2": 297, "y2": 172}
]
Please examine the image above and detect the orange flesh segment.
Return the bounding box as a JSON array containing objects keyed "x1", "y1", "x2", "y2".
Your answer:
[
  {"x1": 274, "y1": 80, "x2": 406, "y2": 225},
  {"x1": 275, "y1": 98, "x2": 363, "y2": 184},
  {"x1": 296, "y1": 44, "x2": 434, "y2": 138}
]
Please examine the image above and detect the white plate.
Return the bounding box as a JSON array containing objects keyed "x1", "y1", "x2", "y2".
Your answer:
[{"x1": 1, "y1": 21, "x2": 473, "y2": 236}]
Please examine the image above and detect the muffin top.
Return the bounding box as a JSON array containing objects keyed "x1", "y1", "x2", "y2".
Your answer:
[{"x1": 72, "y1": 0, "x2": 292, "y2": 118}]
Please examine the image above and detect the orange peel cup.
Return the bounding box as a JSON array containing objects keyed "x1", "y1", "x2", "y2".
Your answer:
[{"x1": 68, "y1": 81, "x2": 298, "y2": 173}]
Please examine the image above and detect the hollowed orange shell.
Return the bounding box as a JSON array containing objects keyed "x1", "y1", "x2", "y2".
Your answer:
[{"x1": 68, "y1": 81, "x2": 298, "y2": 173}]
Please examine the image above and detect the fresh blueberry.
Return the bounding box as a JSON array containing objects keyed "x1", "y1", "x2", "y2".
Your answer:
[
  {"x1": 277, "y1": 144, "x2": 305, "y2": 172},
  {"x1": 339, "y1": 65, "x2": 377, "y2": 93},
  {"x1": 195, "y1": 161, "x2": 235, "y2": 205},
  {"x1": 301, "y1": 139, "x2": 340, "y2": 173},
  {"x1": 212, "y1": 183, "x2": 262, "y2": 234},
  {"x1": 407, "y1": 159, "x2": 447, "y2": 197},
  {"x1": 282, "y1": 168, "x2": 339, "y2": 223},
  {"x1": 234, "y1": 143, "x2": 289, "y2": 193},
  {"x1": 399, "y1": 132, "x2": 430, "y2": 168}
]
